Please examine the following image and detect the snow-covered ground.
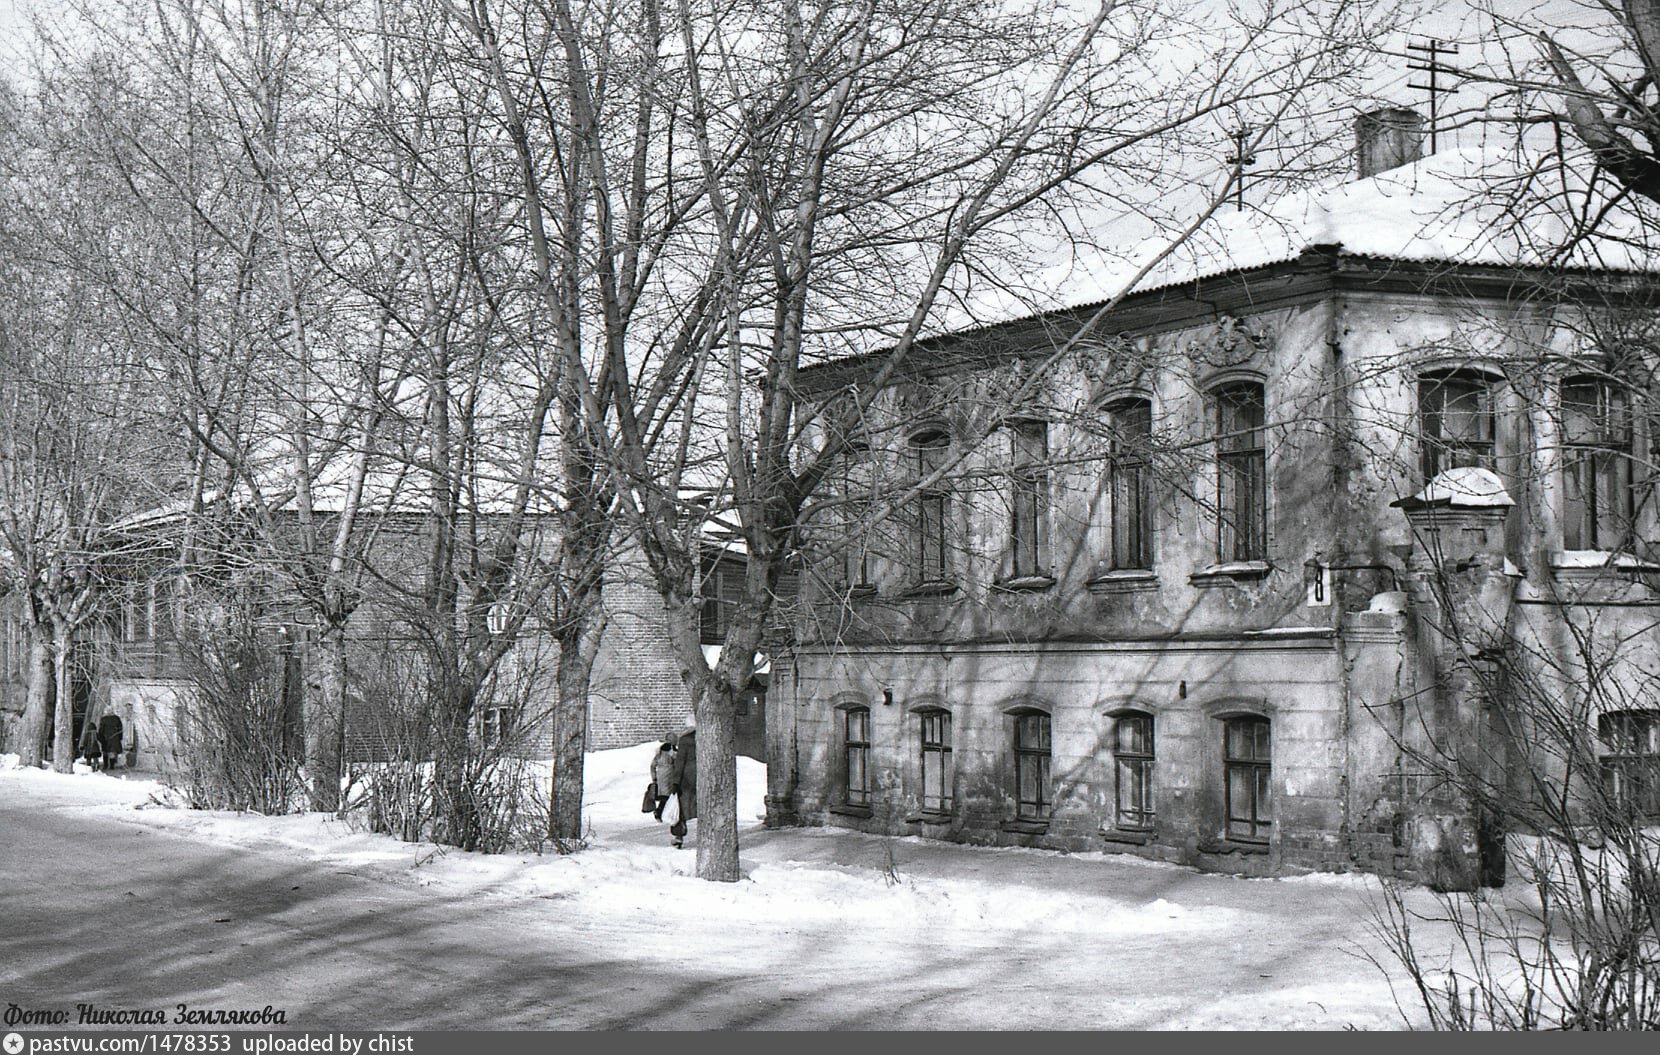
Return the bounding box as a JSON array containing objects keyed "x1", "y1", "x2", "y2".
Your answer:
[{"x1": 2, "y1": 746, "x2": 1456, "y2": 1029}]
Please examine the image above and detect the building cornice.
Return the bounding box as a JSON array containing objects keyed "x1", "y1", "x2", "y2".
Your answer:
[{"x1": 797, "y1": 248, "x2": 1660, "y2": 395}]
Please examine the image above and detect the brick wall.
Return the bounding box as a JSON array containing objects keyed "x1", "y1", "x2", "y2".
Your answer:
[{"x1": 588, "y1": 567, "x2": 694, "y2": 749}]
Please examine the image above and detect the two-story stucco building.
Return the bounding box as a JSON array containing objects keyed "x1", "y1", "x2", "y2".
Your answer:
[{"x1": 762, "y1": 111, "x2": 1660, "y2": 889}]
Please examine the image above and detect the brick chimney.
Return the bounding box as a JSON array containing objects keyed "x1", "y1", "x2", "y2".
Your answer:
[{"x1": 1356, "y1": 107, "x2": 1425, "y2": 178}]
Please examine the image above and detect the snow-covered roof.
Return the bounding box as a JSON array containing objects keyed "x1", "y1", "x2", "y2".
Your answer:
[
  {"x1": 801, "y1": 141, "x2": 1660, "y2": 394},
  {"x1": 1392, "y1": 466, "x2": 1515, "y2": 510},
  {"x1": 1124, "y1": 145, "x2": 1660, "y2": 298}
]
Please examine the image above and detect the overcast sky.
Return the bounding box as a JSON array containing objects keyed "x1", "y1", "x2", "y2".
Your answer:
[{"x1": 1, "y1": 0, "x2": 29, "y2": 81}]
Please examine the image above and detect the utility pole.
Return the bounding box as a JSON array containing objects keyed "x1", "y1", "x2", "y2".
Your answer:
[
  {"x1": 1407, "y1": 38, "x2": 1460, "y2": 154},
  {"x1": 1225, "y1": 126, "x2": 1256, "y2": 212}
]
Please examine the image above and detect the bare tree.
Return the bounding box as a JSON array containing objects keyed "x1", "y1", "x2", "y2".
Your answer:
[
  {"x1": 0, "y1": 63, "x2": 178, "y2": 771},
  {"x1": 27, "y1": 0, "x2": 429, "y2": 809},
  {"x1": 1417, "y1": 2, "x2": 1660, "y2": 212},
  {"x1": 471, "y1": 0, "x2": 1404, "y2": 881},
  {"x1": 1351, "y1": 296, "x2": 1660, "y2": 1029}
]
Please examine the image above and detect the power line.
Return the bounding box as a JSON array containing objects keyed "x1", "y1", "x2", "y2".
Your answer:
[
  {"x1": 1407, "y1": 38, "x2": 1462, "y2": 153},
  {"x1": 1224, "y1": 126, "x2": 1257, "y2": 212}
]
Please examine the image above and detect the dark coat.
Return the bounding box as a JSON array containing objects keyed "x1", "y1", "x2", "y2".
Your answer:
[
  {"x1": 669, "y1": 731, "x2": 697, "y2": 820},
  {"x1": 96, "y1": 714, "x2": 124, "y2": 754},
  {"x1": 94, "y1": 715, "x2": 124, "y2": 768}
]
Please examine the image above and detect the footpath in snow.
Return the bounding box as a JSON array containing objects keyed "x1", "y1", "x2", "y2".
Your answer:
[{"x1": 1, "y1": 745, "x2": 1434, "y2": 1029}]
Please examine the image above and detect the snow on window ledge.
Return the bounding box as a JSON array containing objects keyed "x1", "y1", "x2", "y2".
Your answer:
[
  {"x1": 1551, "y1": 551, "x2": 1660, "y2": 573},
  {"x1": 992, "y1": 574, "x2": 1056, "y2": 593},
  {"x1": 1099, "y1": 826, "x2": 1153, "y2": 846},
  {"x1": 1197, "y1": 836, "x2": 1270, "y2": 856},
  {"x1": 901, "y1": 580, "x2": 959, "y2": 599},
  {"x1": 1242, "y1": 626, "x2": 1336, "y2": 639},
  {"x1": 1190, "y1": 560, "x2": 1272, "y2": 586},
  {"x1": 1086, "y1": 569, "x2": 1158, "y2": 595}
]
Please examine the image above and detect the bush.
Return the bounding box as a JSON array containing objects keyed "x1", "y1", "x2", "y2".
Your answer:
[{"x1": 168, "y1": 615, "x2": 304, "y2": 814}]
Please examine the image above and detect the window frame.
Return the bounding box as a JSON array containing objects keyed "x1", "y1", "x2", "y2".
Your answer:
[
  {"x1": 1223, "y1": 715, "x2": 1272, "y2": 843},
  {"x1": 1560, "y1": 377, "x2": 1637, "y2": 551},
  {"x1": 699, "y1": 562, "x2": 743, "y2": 646},
  {"x1": 486, "y1": 601, "x2": 512, "y2": 637},
  {"x1": 843, "y1": 705, "x2": 873, "y2": 808},
  {"x1": 479, "y1": 704, "x2": 513, "y2": 748},
  {"x1": 1419, "y1": 369, "x2": 1496, "y2": 481},
  {"x1": 840, "y1": 439, "x2": 875, "y2": 591},
  {"x1": 1107, "y1": 398, "x2": 1154, "y2": 571},
  {"x1": 911, "y1": 428, "x2": 953, "y2": 584},
  {"x1": 1009, "y1": 420, "x2": 1049, "y2": 578},
  {"x1": 917, "y1": 708, "x2": 953, "y2": 814},
  {"x1": 1213, "y1": 382, "x2": 1267, "y2": 562},
  {"x1": 1598, "y1": 710, "x2": 1660, "y2": 820},
  {"x1": 1012, "y1": 710, "x2": 1053, "y2": 821},
  {"x1": 1112, "y1": 711, "x2": 1155, "y2": 831}
]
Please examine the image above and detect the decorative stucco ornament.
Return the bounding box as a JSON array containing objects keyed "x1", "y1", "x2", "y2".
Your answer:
[
  {"x1": 1183, "y1": 315, "x2": 1273, "y2": 370},
  {"x1": 1073, "y1": 335, "x2": 1145, "y2": 399}
]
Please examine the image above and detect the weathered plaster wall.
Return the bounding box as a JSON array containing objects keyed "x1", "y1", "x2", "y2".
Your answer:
[
  {"x1": 773, "y1": 280, "x2": 1660, "y2": 884},
  {"x1": 779, "y1": 637, "x2": 1352, "y2": 874}
]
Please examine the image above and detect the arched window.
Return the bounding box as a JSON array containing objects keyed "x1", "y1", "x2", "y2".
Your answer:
[
  {"x1": 1223, "y1": 716, "x2": 1271, "y2": 842},
  {"x1": 1419, "y1": 370, "x2": 1495, "y2": 480},
  {"x1": 1107, "y1": 399, "x2": 1153, "y2": 570},
  {"x1": 917, "y1": 708, "x2": 953, "y2": 813},
  {"x1": 1113, "y1": 711, "x2": 1155, "y2": 830},
  {"x1": 1561, "y1": 378, "x2": 1635, "y2": 550},
  {"x1": 1213, "y1": 382, "x2": 1266, "y2": 561}
]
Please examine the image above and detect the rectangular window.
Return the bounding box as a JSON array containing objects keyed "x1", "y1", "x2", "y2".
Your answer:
[
  {"x1": 1114, "y1": 713, "x2": 1154, "y2": 830},
  {"x1": 1010, "y1": 422, "x2": 1048, "y2": 577},
  {"x1": 125, "y1": 582, "x2": 152, "y2": 643},
  {"x1": 1224, "y1": 717, "x2": 1271, "y2": 842},
  {"x1": 1110, "y1": 400, "x2": 1153, "y2": 570},
  {"x1": 920, "y1": 711, "x2": 952, "y2": 812},
  {"x1": 913, "y1": 431, "x2": 951, "y2": 582},
  {"x1": 1420, "y1": 372, "x2": 1495, "y2": 480},
  {"x1": 155, "y1": 579, "x2": 179, "y2": 643},
  {"x1": 1014, "y1": 712, "x2": 1052, "y2": 820},
  {"x1": 699, "y1": 565, "x2": 742, "y2": 646},
  {"x1": 480, "y1": 706, "x2": 510, "y2": 748},
  {"x1": 844, "y1": 707, "x2": 871, "y2": 807},
  {"x1": 1599, "y1": 711, "x2": 1660, "y2": 819},
  {"x1": 841, "y1": 444, "x2": 873, "y2": 590},
  {"x1": 1562, "y1": 380, "x2": 1635, "y2": 550},
  {"x1": 1216, "y1": 384, "x2": 1267, "y2": 562}
]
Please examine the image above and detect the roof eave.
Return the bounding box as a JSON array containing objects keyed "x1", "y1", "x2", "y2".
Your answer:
[{"x1": 796, "y1": 248, "x2": 1660, "y2": 396}]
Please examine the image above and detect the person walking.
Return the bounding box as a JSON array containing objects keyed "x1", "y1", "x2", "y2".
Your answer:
[
  {"x1": 96, "y1": 714, "x2": 125, "y2": 771},
  {"x1": 649, "y1": 740, "x2": 675, "y2": 821},
  {"x1": 667, "y1": 726, "x2": 697, "y2": 849}
]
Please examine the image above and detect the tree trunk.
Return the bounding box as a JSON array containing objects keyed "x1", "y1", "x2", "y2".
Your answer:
[
  {"x1": 549, "y1": 613, "x2": 601, "y2": 843},
  {"x1": 16, "y1": 637, "x2": 53, "y2": 768},
  {"x1": 305, "y1": 623, "x2": 348, "y2": 811},
  {"x1": 694, "y1": 681, "x2": 741, "y2": 883},
  {"x1": 433, "y1": 680, "x2": 479, "y2": 850},
  {"x1": 50, "y1": 624, "x2": 75, "y2": 774}
]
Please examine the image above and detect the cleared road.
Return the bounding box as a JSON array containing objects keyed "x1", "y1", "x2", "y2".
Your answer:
[
  {"x1": 0, "y1": 799, "x2": 759, "y2": 1030},
  {"x1": 0, "y1": 777, "x2": 1409, "y2": 1030}
]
